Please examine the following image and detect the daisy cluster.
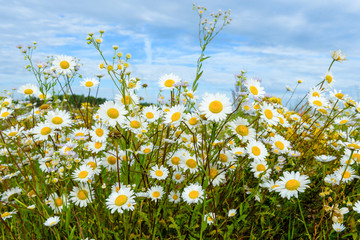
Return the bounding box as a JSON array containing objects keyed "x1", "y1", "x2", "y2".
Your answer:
[{"x1": 0, "y1": 19, "x2": 359, "y2": 239}]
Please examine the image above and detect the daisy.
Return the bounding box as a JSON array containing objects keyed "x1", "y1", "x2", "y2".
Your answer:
[
  {"x1": 44, "y1": 216, "x2": 61, "y2": 227},
  {"x1": 184, "y1": 113, "x2": 201, "y2": 128},
  {"x1": 69, "y1": 184, "x2": 94, "y2": 208},
  {"x1": 71, "y1": 127, "x2": 89, "y2": 141},
  {"x1": 97, "y1": 101, "x2": 126, "y2": 127},
  {"x1": 180, "y1": 153, "x2": 199, "y2": 173},
  {"x1": 168, "y1": 191, "x2": 181, "y2": 203},
  {"x1": 314, "y1": 155, "x2": 336, "y2": 163},
  {"x1": 90, "y1": 123, "x2": 109, "y2": 142},
  {"x1": 87, "y1": 141, "x2": 106, "y2": 153},
  {"x1": 84, "y1": 157, "x2": 102, "y2": 175},
  {"x1": 271, "y1": 135, "x2": 290, "y2": 154},
  {"x1": 1, "y1": 210, "x2": 16, "y2": 220},
  {"x1": 80, "y1": 78, "x2": 99, "y2": 89},
  {"x1": 126, "y1": 78, "x2": 141, "y2": 90},
  {"x1": 52, "y1": 55, "x2": 76, "y2": 75},
  {"x1": 1, "y1": 186, "x2": 22, "y2": 203},
  {"x1": 46, "y1": 193, "x2": 68, "y2": 213},
  {"x1": 218, "y1": 151, "x2": 235, "y2": 166},
  {"x1": 159, "y1": 73, "x2": 181, "y2": 90},
  {"x1": 244, "y1": 78, "x2": 265, "y2": 99},
  {"x1": 182, "y1": 183, "x2": 204, "y2": 204},
  {"x1": 0, "y1": 108, "x2": 13, "y2": 119},
  {"x1": 199, "y1": 93, "x2": 232, "y2": 121},
  {"x1": 353, "y1": 200, "x2": 360, "y2": 213},
  {"x1": 334, "y1": 166, "x2": 358, "y2": 183},
  {"x1": 204, "y1": 212, "x2": 216, "y2": 225},
  {"x1": 172, "y1": 170, "x2": 185, "y2": 183},
  {"x1": 335, "y1": 116, "x2": 350, "y2": 125},
  {"x1": 3, "y1": 125, "x2": 24, "y2": 138},
  {"x1": 147, "y1": 185, "x2": 164, "y2": 202},
  {"x1": 230, "y1": 147, "x2": 246, "y2": 157},
  {"x1": 106, "y1": 185, "x2": 136, "y2": 214},
  {"x1": 228, "y1": 209, "x2": 237, "y2": 217},
  {"x1": 37, "y1": 91, "x2": 52, "y2": 100},
  {"x1": 246, "y1": 140, "x2": 268, "y2": 161},
  {"x1": 260, "y1": 103, "x2": 279, "y2": 126},
  {"x1": 1, "y1": 97, "x2": 12, "y2": 108},
  {"x1": 332, "y1": 223, "x2": 346, "y2": 232},
  {"x1": 260, "y1": 179, "x2": 280, "y2": 192},
  {"x1": 324, "y1": 71, "x2": 334, "y2": 86},
  {"x1": 72, "y1": 165, "x2": 95, "y2": 183},
  {"x1": 115, "y1": 92, "x2": 140, "y2": 106},
  {"x1": 275, "y1": 171, "x2": 310, "y2": 199},
  {"x1": 142, "y1": 105, "x2": 161, "y2": 123},
  {"x1": 309, "y1": 86, "x2": 325, "y2": 98},
  {"x1": 125, "y1": 117, "x2": 148, "y2": 134},
  {"x1": 308, "y1": 96, "x2": 329, "y2": 109},
  {"x1": 45, "y1": 109, "x2": 72, "y2": 129},
  {"x1": 149, "y1": 165, "x2": 169, "y2": 180},
  {"x1": 331, "y1": 49, "x2": 347, "y2": 62},
  {"x1": 164, "y1": 105, "x2": 185, "y2": 126},
  {"x1": 228, "y1": 117, "x2": 256, "y2": 142},
  {"x1": 208, "y1": 165, "x2": 226, "y2": 186},
  {"x1": 250, "y1": 160, "x2": 269, "y2": 179},
  {"x1": 17, "y1": 83, "x2": 39, "y2": 96}
]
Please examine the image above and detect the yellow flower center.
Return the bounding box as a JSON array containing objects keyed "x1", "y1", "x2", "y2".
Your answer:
[
  {"x1": 285, "y1": 179, "x2": 300, "y2": 190},
  {"x1": 107, "y1": 108, "x2": 119, "y2": 119},
  {"x1": 275, "y1": 141, "x2": 285, "y2": 150},
  {"x1": 87, "y1": 162, "x2": 97, "y2": 170},
  {"x1": 209, "y1": 100, "x2": 223, "y2": 113},
  {"x1": 171, "y1": 156, "x2": 180, "y2": 165},
  {"x1": 249, "y1": 86, "x2": 258, "y2": 95},
  {"x1": 77, "y1": 190, "x2": 88, "y2": 200},
  {"x1": 75, "y1": 132, "x2": 84, "y2": 137},
  {"x1": 78, "y1": 171, "x2": 88, "y2": 179},
  {"x1": 107, "y1": 156, "x2": 117, "y2": 165},
  {"x1": 189, "y1": 190, "x2": 199, "y2": 199},
  {"x1": 130, "y1": 120, "x2": 141, "y2": 129},
  {"x1": 1, "y1": 212, "x2": 10, "y2": 218},
  {"x1": 252, "y1": 146, "x2": 261, "y2": 156},
  {"x1": 175, "y1": 174, "x2": 181, "y2": 180},
  {"x1": 186, "y1": 92, "x2": 194, "y2": 98},
  {"x1": 146, "y1": 112, "x2": 154, "y2": 119},
  {"x1": 85, "y1": 81, "x2": 94, "y2": 87},
  {"x1": 339, "y1": 120, "x2": 348, "y2": 125},
  {"x1": 94, "y1": 142, "x2": 102, "y2": 149},
  {"x1": 51, "y1": 117, "x2": 63, "y2": 125},
  {"x1": 115, "y1": 195, "x2": 128, "y2": 206},
  {"x1": 343, "y1": 171, "x2": 351, "y2": 179},
  {"x1": 313, "y1": 100, "x2": 322, "y2": 107},
  {"x1": 1, "y1": 112, "x2": 9, "y2": 118},
  {"x1": 107, "y1": 65, "x2": 114, "y2": 71},
  {"x1": 210, "y1": 167, "x2": 217, "y2": 179},
  {"x1": 335, "y1": 93, "x2": 344, "y2": 99},
  {"x1": 39, "y1": 127, "x2": 51, "y2": 136},
  {"x1": 256, "y1": 164, "x2": 266, "y2": 171},
  {"x1": 271, "y1": 184, "x2": 279, "y2": 189},
  {"x1": 143, "y1": 148, "x2": 151, "y2": 153},
  {"x1": 264, "y1": 109, "x2": 273, "y2": 119},
  {"x1": 312, "y1": 92, "x2": 320, "y2": 97},
  {"x1": 172, "y1": 194, "x2": 178, "y2": 200},
  {"x1": 121, "y1": 96, "x2": 131, "y2": 105},
  {"x1": 60, "y1": 60, "x2": 70, "y2": 69},
  {"x1": 95, "y1": 128, "x2": 104, "y2": 137},
  {"x1": 219, "y1": 154, "x2": 228, "y2": 163},
  {"x1": 189, "y1": 117, "x2": 198, "y2": 125},
  {"x1": 348, "y1": 143, "x2": 360, "y2": 149},
  {"x1": 152, "y1": 191, "x2": 160, "y2": 198},
  {"x1": 8, "y1": 132, "x2": 17, "y2": 137},
  {"x1": 164, "y1": 79, "x2": 175, "y2": 88},
  {"x1": 155, "y1": 170, "x2": 163, "y2": 177},
  {"x1": 236, "y1": 125, "x2": 248, "y2": 136},
  {"x1": 24, "y1": 89, "x2": 33, "y2": 95},
  {"x1": 171, "y1": 112, "x2": 181, "y2": 122},
  {"x1": 325, "y1": 75, "x2": 332, "y2": 83},
  {"x1": 55, "y1": 198, "x2": 63, "y2": 207},
  {"x1": 186, "y1": 159, "x2": 197, "y2": 168},
  {"x1": 352, "y1": 153, "x2": 360, "y2": 162}
]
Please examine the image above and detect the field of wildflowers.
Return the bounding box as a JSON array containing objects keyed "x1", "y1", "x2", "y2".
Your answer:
[{"x1": 1, "y1": 5, "x2": 360, "y2": 240}]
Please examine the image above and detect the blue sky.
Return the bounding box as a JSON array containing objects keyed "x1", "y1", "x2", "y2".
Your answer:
[{"x1": 1, "y1": 0, "x2": 360, "y2": 104}]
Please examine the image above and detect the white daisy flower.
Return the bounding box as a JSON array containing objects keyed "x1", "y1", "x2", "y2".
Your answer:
[
  {"x1": 72, "y1": 165, "x2": 95, "y2": 183},
  {"x1": 106, "y1": 185, "x2": 136, "y2": 214},
  {"x1": 46, "y1": 193, "x2": 69, "y2": 213},
  {"x1": 52, "y1": 55, "x2": 76, "y2": 75},
  {"x1": 353, "y1": 200, "x2": 360, "y2": 213},
  {"x1": 332, "y1": 223, "x2": 346, "y2": 232},
  {"x1": 90, "y1": 123, "x2": 109, "y2": 142},
  {"x1": 149, "y1": 165, "x2": 169, "y2": 180},
  {"x1": 168, "y1": 191, "x2": 181, "y2": 203},
  {"x1": 159, "y1": 73, "x2": 181, "y2": 90},
  {"x1": 45, "y1": 109, "x2": 72, "y2": 129},
  {"x1": 244, "y1": 78, "x2": 265, "y2": 99},
  {"x1": 84, "y1": 157, "x2": 102, "y2": 175},
  {"x1": 164, "y1": 105, "x2": 185, "y2": 126},
  {"x1": 228, "y1": 209, "x2": 237, "y2": 217},
  {"x1": 17, "y1": 83, "x2": 39, "y2": 96},
  {"x1": 260, "y1": 103, "x2": 279, "y2": 126},
  {"x1": 69, "y1": 184, "x2": 94, "y2": 208},
  {"x1": 115, "y1": 92, "x2": 140, "y2": 106},
  {"x1": 172, "y1": 170, "x2": 185, "y2": 183},
  {"x1": 275, "y1": 171, "x2": 310, "y2": 199},
  {"x1": 180, "y1": 153, "x2": 199, "y2": 173},
  {"x1": 102, "y1": 151, "x2": 121, "y2": 171},
  {"x1": 0, "y1": 108, "x2": 13, "y2": 119},
  {"x1": 44, "y1": 216, "x2": 61, "y2": 227},
  {"x1": 199, "y1": 93, "x2": 232, "y2": 121},
  {"x1": 182, "y1": 183, "x2": 204, "y2": 204},
  {"x1": 147, "y1": 185, "x2": 164, "y2": 202},
  {"x1": 204, "y1": 212, "x2": 216, "y2": 225},
  {"x1": 246, "y1": 140, "x2": 268, "y2": 161},
  {"x1": 142, "y1": 105, "x2": 161, "y2": 123},
  {"x1": 80, "y1": 78, "x2": 99, "y2": 89},
  {"x1": 228, "y1": 117, "x2": 256, "y2": 142},
  {"x1": 97, "y1": 101, "x2": 126, "y2": 127},
  {"x1": 87, "y1": 141, "x2": 106, "y2": 153}
]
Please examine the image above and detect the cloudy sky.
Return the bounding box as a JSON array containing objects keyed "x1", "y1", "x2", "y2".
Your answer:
[{"x1": 1, "y1": 0, "x2": 359, "y2": 104}]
